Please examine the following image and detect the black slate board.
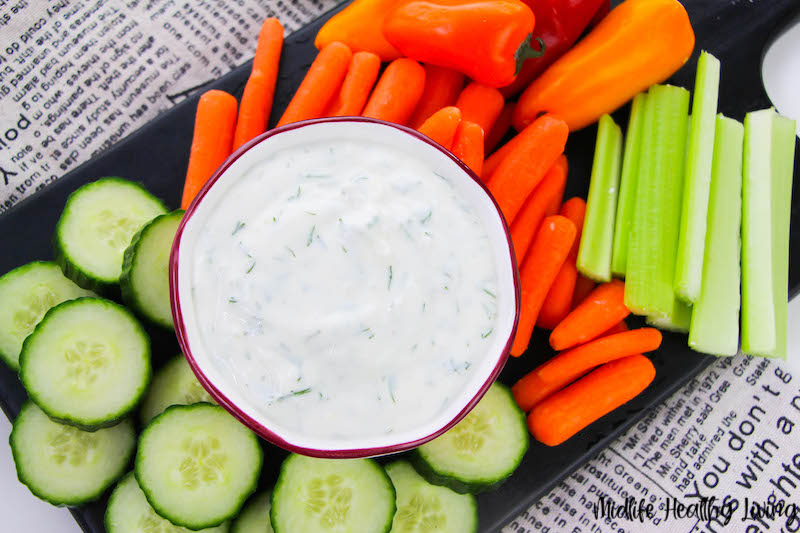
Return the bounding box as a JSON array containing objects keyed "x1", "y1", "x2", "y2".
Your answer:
[{"x1": 1, "y1": 1, "x2": 799, "y2": 531}]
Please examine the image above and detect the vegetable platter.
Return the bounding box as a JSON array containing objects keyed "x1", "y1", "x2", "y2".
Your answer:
[{"x1": 0, "y1": 0, "x2": 798, "y2": 531}]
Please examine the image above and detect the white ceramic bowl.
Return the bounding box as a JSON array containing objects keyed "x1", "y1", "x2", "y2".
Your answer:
[{"x1": 170, "y1": 117, "x2": 520, "y2": 458}]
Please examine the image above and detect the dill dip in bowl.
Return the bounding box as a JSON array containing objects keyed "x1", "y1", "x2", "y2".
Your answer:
[{"x1": 170, "y1": 117, "x2": 519, "y2": 458}]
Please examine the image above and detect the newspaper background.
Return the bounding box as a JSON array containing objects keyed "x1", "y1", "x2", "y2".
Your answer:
[{"x1": 1, "y1": 2, "x2": 799, "y2": 532}]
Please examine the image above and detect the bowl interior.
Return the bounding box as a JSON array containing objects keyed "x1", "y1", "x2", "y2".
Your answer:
[{"x1": 171, "y1": 118, "x2": 519, "y2": 457}]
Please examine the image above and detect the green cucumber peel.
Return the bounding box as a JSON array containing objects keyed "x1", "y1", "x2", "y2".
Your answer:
[
  {"x1": 675, "y1": 51, "x2": 721, "y2": 303},
  {"x1": 577, "y1": 114, "x2": 623, "y2": 282}
]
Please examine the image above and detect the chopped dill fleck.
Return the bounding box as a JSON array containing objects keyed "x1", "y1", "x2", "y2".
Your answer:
[
  {"x1": 483, "y1": 288, "x2": 497, "y2": 299},
  {"x1": 305, "y1": 211, "x2": 317, "y2": 216},
  {"x1": 422, "y1": 302, "x2": 427, "y2": 312},
  {"x1": 228, "y1": 297, "x2": 237, "y2": 303},
  {"x1": 293, "y1": 388, "x2": 311, "y2": 396},
  {"x1": 444, "y1": 285, "x2": 449, "y2": 291},
  {"x1": 424, "y1": 231, "x2": 432, "y2": 237},
  {"x1": 232, "y1": 221, "x2": 245, "y2": 235},
  {"x1": 361, "y1": 327, "x2": 371, "y2": 334},
  {"x1": 288, "y1": 186, "x2": 302, "y2": 200},
  {"x1": 341, "y1": 245, "x2": 348, "y2": 253},
  {"x1": 481, "y1": 328, "x2": 494, "y2": 339},
  {"x1": 285, "y1": 246, "x2": 296, "y2": 258},
  {"x1": 306, "y1": 225, "x2": 316, "y2": 246},
  {"x1": 433, "y1": 171, "x2": 448, "y2": 181},
  {"x1": 421, "y1": 210, "x2": 432, "y2": 224},
  {"x1": 305, "y1": 330, "x2": 322, "y2": 341},
  {"x1": 338, "y1": 217, "x2": 343, "y2": 223},
  {"x1": 388, "y1": 265, "x2": 393, "y2": 290},
  {"x1": 305, "y1": 173, "x2": 330, "y2": 179},
  {"x1": 411, "y1": 344, "x2": 418, "y2": 351},
  {"x1": 369, "y1": 333, "x2": 375, "y2": 339},
  {"x1": 273, "y1": 216, "x2": 277, "y2": 222},
  {"x1": 246, "y1": 262, "x2": 256, "y2": 274}
]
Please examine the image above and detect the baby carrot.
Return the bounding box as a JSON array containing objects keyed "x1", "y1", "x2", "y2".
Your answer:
[
  {"x1": 527, "y1": 354, "x2": 656, "y2": 446},
  {"x1": 509, "y1": 156, "x2": 568, "y2": 265},
  {"x1": 455, "y1": 82, "x2": 505, "y2": 136},
  {"x1": 232, "y1": 18, "x2": 283, "y2": 150},
  {"x1": 408, "y1": 65, "x2": 465, "y2": 129},
  {"x1": 278, "y1": 42, "x2": 352, "y2": 126},
  {"x1": 487, "y1": 114, "x2": 569, "y2": 223},
  {"x1": 485, "y1": 102, "x2": 515, "y2": 153},
  {"x1": 324, "y1": 51, "x2": 381, "y2": 117},
  {"x1": 362, "y1": 58, "x2": 426, "y2": 125},
  {"x1": 538, "y1": 197, "x2": 587, "y2": 329},
  {"x1": 181, "y1": 90, "x2": 238, "y2": 209},
  {"x1": 550, "y1": 279, "x2": 629, "y2": 351},
  {"x1": 512, "y1": 328, "x2": 662, "y2": 411},
  {"x1": 451, "y1": 120, "x2": 484, "y2": 175},
  {"x1": 510, "y1": 216, "x2": 576, "y2": 357},
  {"x1": 417, "y1": 106, "x2": 462, "y2": 149}
]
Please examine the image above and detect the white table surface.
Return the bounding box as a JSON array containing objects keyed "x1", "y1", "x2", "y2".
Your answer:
[{"x1": 2, "y1": 17, "x2": 798, "y2": 533}]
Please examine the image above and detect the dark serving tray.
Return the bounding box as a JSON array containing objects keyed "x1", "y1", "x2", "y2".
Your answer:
[{"x1": 1, "y1": 1, "x2": 799, "y2": 531}]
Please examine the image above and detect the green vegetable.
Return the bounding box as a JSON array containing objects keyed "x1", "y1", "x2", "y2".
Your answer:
[
  {"x1": 689, "y1": 115, "x2": 743, "y2": 356},
  {"x1": 624, "y1": 84, "x2": 691, "y2": 331},
  {"x1": 611, "y1": 92, "x2": 648, "y2": 277},
  {"x1": 577, "y1": 114, "x2": 623, "y2": 282},
  {"x1": 674, "y1": 51, "x2": 721, "y2": 303}
]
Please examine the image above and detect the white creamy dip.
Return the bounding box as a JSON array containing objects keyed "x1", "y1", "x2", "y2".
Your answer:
[{"x1": 176, "y1": 121, "x2": 517, "y2": 450}]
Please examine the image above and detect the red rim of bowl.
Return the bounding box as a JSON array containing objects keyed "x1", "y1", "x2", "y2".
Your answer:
[{"x1": 169, "y1": 116, "x2": 521, "y2": 458}]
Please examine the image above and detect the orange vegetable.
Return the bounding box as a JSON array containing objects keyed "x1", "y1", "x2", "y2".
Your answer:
[
  {"x1": 455, "y1": 82, "x2": 505, "y2": 136},
  {"x1": 417, "y1": 106, "x2": 462, "y2": 149},
  {"x1": 512, "y1": 328, "x2": 662, "y2": 411},
  {"x1": 487, "y1": 114, "x2": 568, "y2": 223},
  {"x1": 278, "y1": 42, "x2": 353, "y2": 127},
  {"x1": 482, "y1": 133, "x2": 520, "y2": 180},
  {"x1": 602, "y1": 320, "x2": 628, "y2": 336},
  {"x1": 550, "y1": 279, "x2": 629, "y2": 351},
  {"x1": 537, "y1": 197, "x2": 586, "y2": 329},
  {"x1": 513, "y1": 0, "x2": 695, "y2": 131},
  {"x1": 315, "y1": 0, "x2": 403, "y2": 61},
  {"x1": 181, "y1": 90, "x2": 238, "y2": 209},
  {"x1": 232, "y1": 18, "x2": 283, "y2": 150},
  {"x1": 527, "y1": 354, "x2": 655, "y2": 446},
  {"x1": 451, "y1": 121, "x2": 484, "y2": 175},
  {"x1": 485, "y1": 102, "x2": 515, "y2": 153},
  {"x1": 409, "y1": 65, "x2": 466, "y2": 128},
  {"x1": 509, "y1": 155, "x2": 567, "y2": 265},
  {"x1": 324, "y1": 51, "x2": 382, "y2": 117},
  {"x1": 362, "y1": 58, "x2": 426, "y2": 125},
  {"x1": 510, "y1": 216, "x2": 576, "y2": 357}
]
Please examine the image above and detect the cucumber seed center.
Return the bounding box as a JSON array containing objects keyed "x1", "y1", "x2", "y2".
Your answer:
[
  {"x1": 13, "y1": 284, "x2": 57, "y2": 335},
  {"x1": 138, "y1": 506, "x2": 184, "y2": 533},
  {"x1": 96, "y1": 210, "x2": 143, "y2": 252},
  {"x1": 452, "y1": 412, "x2": 489, "y2": 453},
  {"x1": 64, "y1": 340, "x2": 109, "y2": 389},
  {"x1": 178, "y1": 435, "x2": 227, "y2": 490},
  {"x1": 183, "y1": 380, "x2": 214, "y2": 405},
  {"x1": 305, "y1": 474, "x2": 353, "y2": 528},
  {"x1": 396, "y1": 494, "x2": 446, "y2": 531},
  {"x1": 48, "y1": 425, "x2": 97, "y2": 466}
]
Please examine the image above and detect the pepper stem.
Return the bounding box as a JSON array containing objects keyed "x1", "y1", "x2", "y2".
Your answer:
[{"x1": 515, "y1": 35, "x2": 546, "y2": 75}]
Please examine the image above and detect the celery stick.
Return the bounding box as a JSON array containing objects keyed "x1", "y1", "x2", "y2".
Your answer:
[
  {"x1": 624, "y1": 85, "x2": 691, "y2": 322},
  {"x1": 577, "y1": 114, "x2": 623, "y2": 282},
  {"x1": 675, "y1": 52, "x2": 721, "y2": 303},
  {"x1": 689, "y1": 115, "x2": 743, "y2": 356},
  {"x1": 741, "y1": 109, "x2": 777, "y2": 355},
  {"x1": 769, "y1": 114, "x2": 796, "y2": 359},
  {"x1": 610, "y1": 92, "x2": 648, "y2": 277}
]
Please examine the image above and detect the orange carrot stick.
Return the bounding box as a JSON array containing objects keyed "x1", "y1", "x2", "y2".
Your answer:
[
  {"x1": 527, "y1": 354, "x2": 656, "y2": 446},
  {"x1": 417, "y1": 106, "x2": 462, "y2": 149},
  {"x1": 233, "y1": 18, "x2": 283, "y2": 149},
  {"x1": 550, "y1": 279, "x2": 629, "y2": 351},
  {"x1": 485, "y1": 102, "x2": 515, "y2": 153},
  {"x1": 513, "y1": 328, "x2": 662, "y2": 411},
  {"x1": 451, "y1": 121, "x2": 484, "y2": 175},
  {"x1": 455, "y1": 82, "x2": 505, "y2": 136},
  {"x1": 324, "y1": 51, "x2": 381, "y2": 117},
  {"x1": 537, "y1": 197, "x2": 587, "y2": 329},
  {"x1": 509, "y1": 156, "x2": 568, "y2": 265},
  {"x1": 362, "y1": 58, "x2": 426, "y2": 125},
  {"x1": 572, "y1": 275, "x2": 596, "y2": 309},
  {"x1": 510, "y1": 216, "x2": 576, "y2": 357},
  {"x1": 278, "y1": 42, "x2": 352, "y2": 126},
  {"x1": 409, "y1": 65, "x2": 465, "y2": 129},
  {"x1": 181, "y1": 90, "x2": 238, "y2": 209},
  {"x1": 487, "y1": 114, "x2": 569, "y2": 223}
]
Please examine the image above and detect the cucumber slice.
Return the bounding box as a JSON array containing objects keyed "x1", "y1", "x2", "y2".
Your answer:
[
  {"x1": 232, "y1": 491, "x2": 274, "y2": 533},
  {"x1": 121, "y1": 210, "x2": 184, "y2": 329},
  {"x1": 10, "y1": 401, "x2": 135, "y2": 506},
  {"x1": 106, "y1": 472, "x2": 230, "y2": 533},
  {"x1": 0, "y1": 261, "x2": 93, "y2": 371},
  {"x1": 54, "y1": 177, "x2": 167, "y2": 294},
  {"x1": 135, "y1": 404, "x2": 263, "y2": 530},
  {"x1": 140, "y1": 354, "x2": 217, "y2": 426},
  {"x1": 411, "y1": 383, "x2": 528, "y2": 494},
  {"x1": 19, "y1": 297, "x2": 151, "y2": 429},
  {"x1": 271, "y1": 454, "x2": 395, "y2": 533},
  {"x1": 386, "y1": 460, "x2": 477, "y2": 533}
]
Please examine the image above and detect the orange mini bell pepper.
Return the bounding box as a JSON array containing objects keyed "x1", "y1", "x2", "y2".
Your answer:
[
  {"x1": 315, "y1": 0, "x2": 404, "y2": 61},
  {"x1": 513, "y1": 0, "x2": 695, "y2": 131},
  {"x1": 382, "y1": 0, "x2": 543, "y2": 88}
]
